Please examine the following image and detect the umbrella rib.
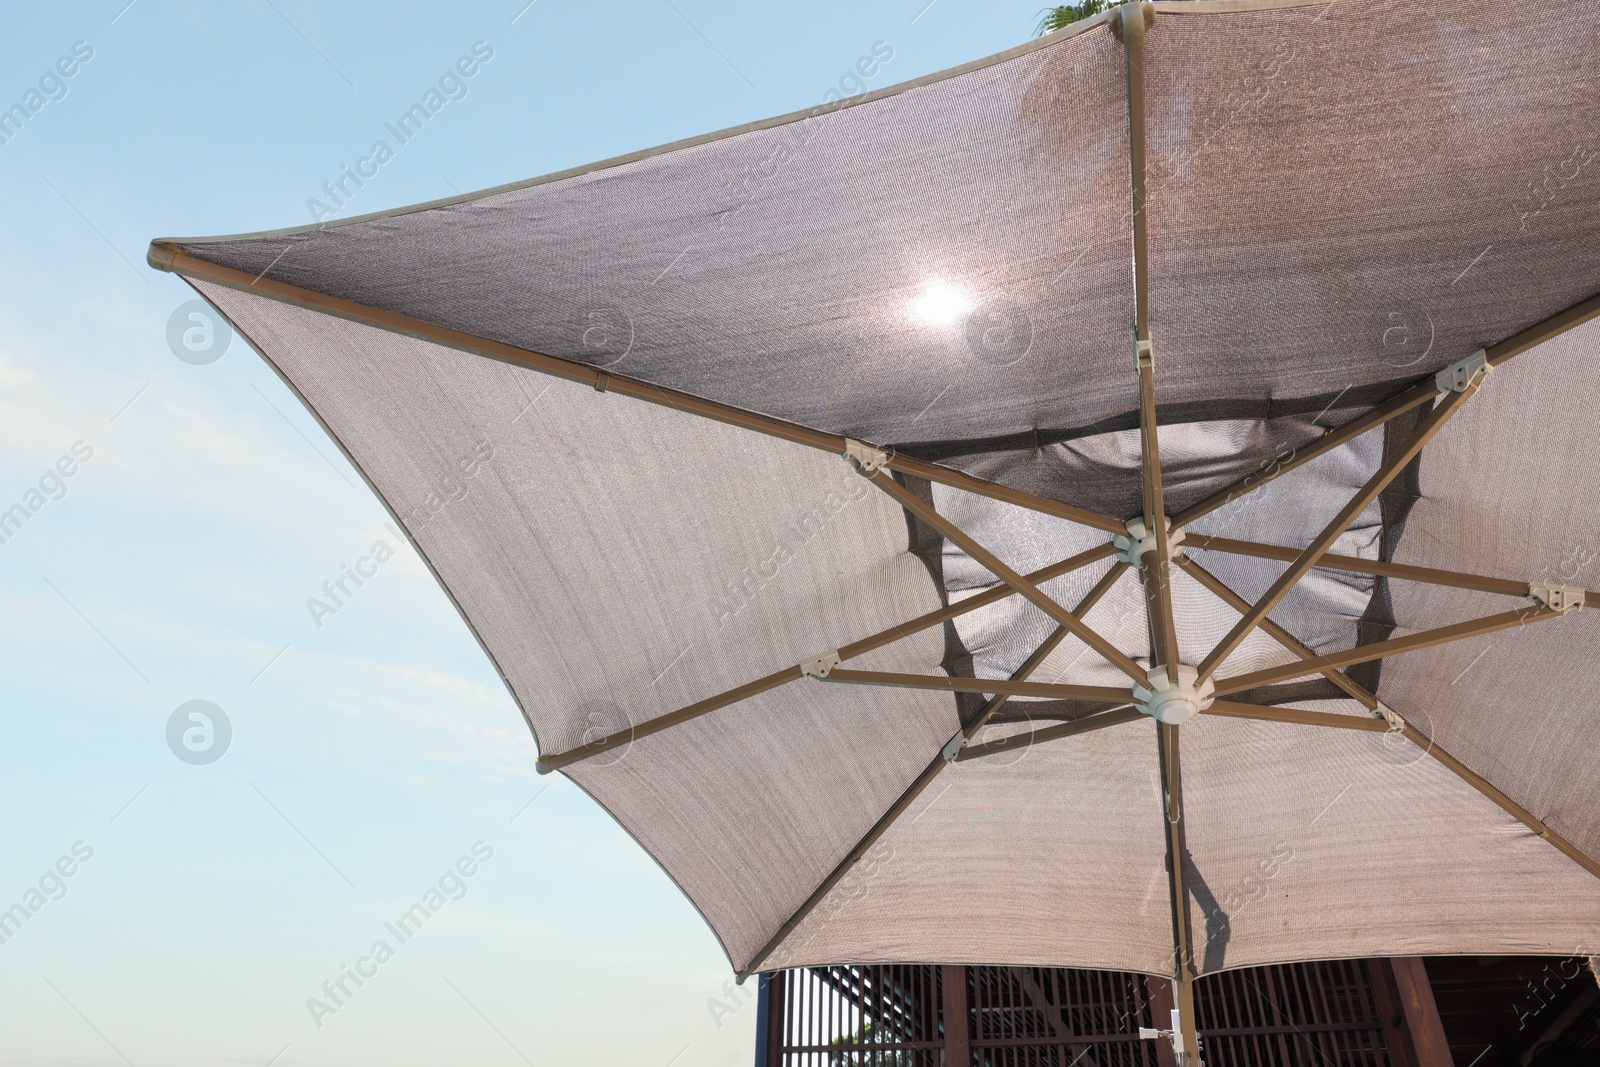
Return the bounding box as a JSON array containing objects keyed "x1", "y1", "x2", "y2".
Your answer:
[
  {"x1": 1173, "y1": 288, "x2": 1600, "y2": 529},
  {"x1": 1173, "y1": 380, "x2": 1438, "y2": 529},
  {"x1": 1171, "y1": 561, "x2": 1578, "y2": 886},
  {"x1": 1396, "y1": 723, "x2": 1600, "y2": 881},
  {"x1": 892, "y1": 453, "x2": 1125, "y2": 533},
  {"x1": 151, "y1": 245, "x2": 1125, "y2": 535},
  {"x1": 1212, "y1": 604, "x2": 1570, "y2": 697},
  {"x1": 956, "y1": 706, "x2": 1144, "y2": 762},
  {"x1": 818, "y1": 670, "x2": 1130, "y2": 703},
  {"x1": 1185, "y1": 533, "x2": 1599, "y2": 604},
  {"x1": 1175, "y1": 555, "x2": 1377, "y2": 707},
  {"x1": 941, "y1": 559, "x2": 1131, "y2": 765},
  {"x1": 535, "y1": 541, "x2": 1117, "y2": 773},
  {"x1": 1201, "y1": 701, "x2": 1389, "y2": 733},
  {"x1": 862, "y1": 468, "x2": 1148, "y2": 683},
  {"x1": 940, "y1": 557, "x2": 1129, "y2": 759},
  {"x1": 734, "y1": 561, "x2": 1128, "y2": 979},
  {"x1": 1194, "y1": 380, "x2": 1484, "y2": 685}
]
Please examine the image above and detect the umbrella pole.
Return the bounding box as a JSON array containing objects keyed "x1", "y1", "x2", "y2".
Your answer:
[
  {"x1": 1173, "y1": 973, "x2": 1200, "y2": 1067},
  {"x1": 1115, "y1": 12, "x2": 1201, "y2": 1059},
  {"x1": 1158, "y1": 721, "x2": 1203, "y2": 1066}
]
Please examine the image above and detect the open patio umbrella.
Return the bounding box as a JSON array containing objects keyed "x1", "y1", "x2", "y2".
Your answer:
[{"x1": 150, "y1": 1, "x2": 1600, "y2": 1059}]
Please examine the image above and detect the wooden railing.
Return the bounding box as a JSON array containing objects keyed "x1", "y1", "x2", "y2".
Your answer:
[{"x1": 758, "y1": 959, "x2": 1452, "y2": 1066}]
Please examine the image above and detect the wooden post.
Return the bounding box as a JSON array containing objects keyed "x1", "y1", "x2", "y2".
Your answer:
[
  {"x1": 753, "y1": 971, "x2": 784, "y2": 1067},
  {"x1": 1369, "y1": 959, "x2": 1416, "y2": 1067},
  {"x1": 942, "y1": 965, "x2": 971, "y2": 1067},
  {"x1": 1372, "y1": 958, "x2": 1452, "y2": 1067}
]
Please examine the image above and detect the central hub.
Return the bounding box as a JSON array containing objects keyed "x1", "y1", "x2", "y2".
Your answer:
[
  {"x1": 1132, "y1": 664, "x2": 1214, "y2": 725},
  {"x1": 1113, "y1": 516, "x2": 1185, "y2": 566}
]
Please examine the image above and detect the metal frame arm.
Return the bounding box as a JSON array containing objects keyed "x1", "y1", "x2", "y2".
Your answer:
[
  {"x1": 1182, "y1": 556, "x2": 1600, "y2": 888},
  {"x1": 152, "y1": 245, "x2": 1124, "y2": 534},
  {"x1": 1399, "y1": 722, "x2": 1600, "y2": 880},
  {"x1": 1202, "y1": 701, "x2": 1388, "y2": 733},
  {"x1": 1186, "y1": 533, "x2": 1600, "y2": 604},
  {"x1": 864, "y1": 469, "x2": 1147, "y2": 683},
  {"x1": 945, "y1": 560, "x2": 1130, "y2": 764},
  {"x1": 957, "y1": 707, "x2": 1143, "y2": 762},
  {"x1": 1173, "y1": 381, "x2": 1439, "y2": 528},
  {"x1": 818, "y1": 670, "x2": 1129, "y2": 704},
  {"x1": 1213, "y1": 604, "x2": 1566, "y2": 696},
  {"x1": 1173, "y1": 289, "x2": 1600, "y2": 528},
  {"x1": 1176, "y1": 555, "x2": 1377, "y2": 708},
  {"x1": 1195, "y1": 380, "x2": 1483, "y2": 684},
  {"x1": 536, "y1": 542, "x2": 1116, "y2": 772}
]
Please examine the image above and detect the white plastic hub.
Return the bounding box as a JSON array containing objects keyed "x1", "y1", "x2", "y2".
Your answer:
[
  {"x1": 1113, "y1": 516, "x2": 1186, "y2": 566},
  {"x1": 1132, "y1": 664, "x2": 1214, "y2": 725}
]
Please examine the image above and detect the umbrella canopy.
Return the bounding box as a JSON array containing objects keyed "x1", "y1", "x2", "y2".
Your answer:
[{"x1": 150, "y1": 1, "x2": 1600, "y2": 1057}]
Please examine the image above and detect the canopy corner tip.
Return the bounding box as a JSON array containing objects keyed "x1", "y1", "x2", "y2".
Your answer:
[
  {"x1": 146, "y1": 240, "x2": 180, "y2": 273},
  {"x1": 1112, "y1": 2, "x2": 1156, "y2": 45}
]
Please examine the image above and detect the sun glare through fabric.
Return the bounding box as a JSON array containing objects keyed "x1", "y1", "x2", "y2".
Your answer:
[{"x1": 910, "y1": 280, "x2": 973, "y2": 327}]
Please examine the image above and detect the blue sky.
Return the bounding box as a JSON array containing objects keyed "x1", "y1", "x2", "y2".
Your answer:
[{"x1": 0, "y1": 2, "x2": 1042, "y2": 1064}]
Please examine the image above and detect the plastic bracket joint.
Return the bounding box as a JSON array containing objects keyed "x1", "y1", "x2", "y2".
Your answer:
[
  {"x1": 844, "y1": 439, "x2": 891, "y2": 477},
  {"x1": 940, "y1": 729, "x2": 967, "y2": 763},
  {"x1": 1435, "y1": 350, "x2": 1488, "y2": 393},
  {"x1": 1374, "y1": 700, "x2": 1405, "y2": 733},
  {"x1": 1529, "y1": 582, "x2": 1584, "y2": 612},
  {"x1": 800, "y1": 650, "x2": 842, "y2": 679}
]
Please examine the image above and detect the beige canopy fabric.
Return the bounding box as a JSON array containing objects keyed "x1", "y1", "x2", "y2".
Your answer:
[{"x1": 149, "y1": 2, "x2": 1600, "y2": 1056}]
